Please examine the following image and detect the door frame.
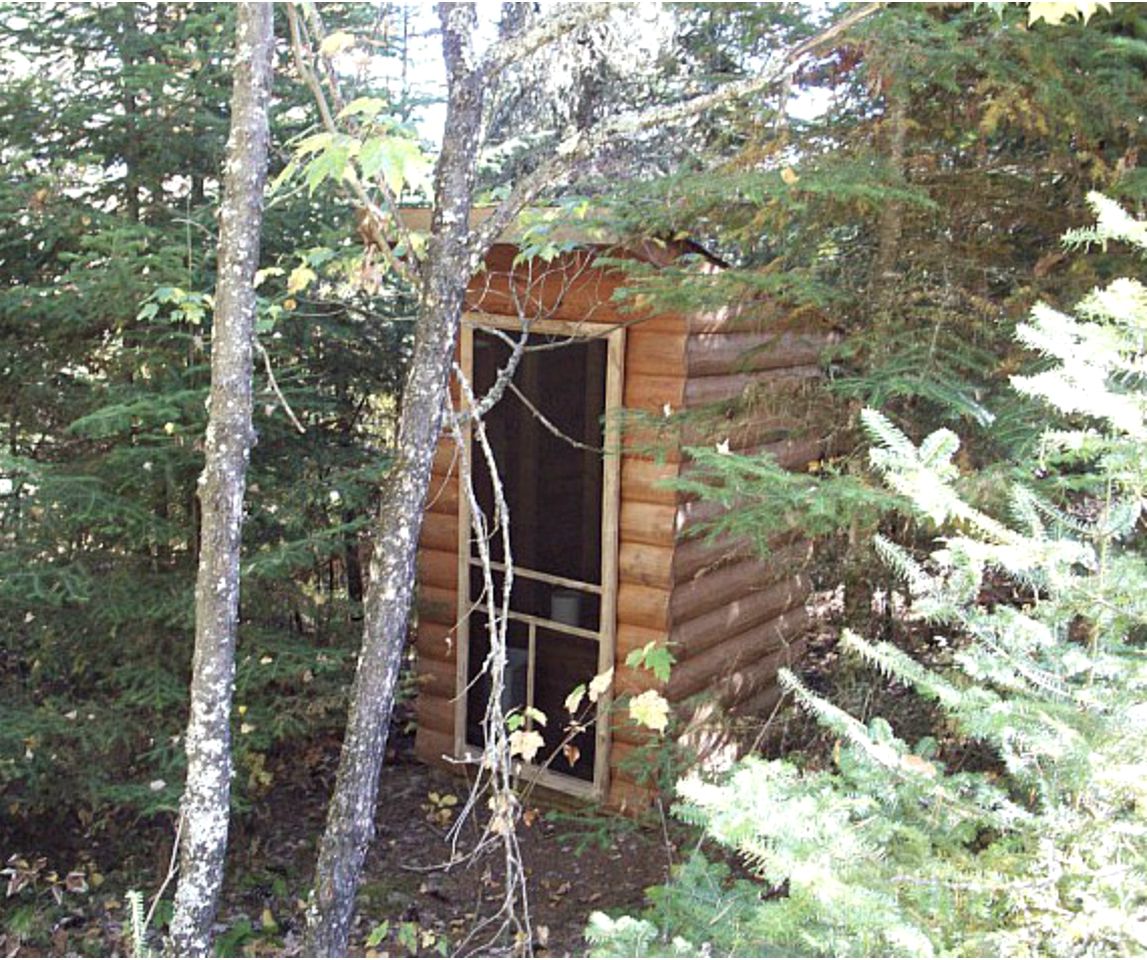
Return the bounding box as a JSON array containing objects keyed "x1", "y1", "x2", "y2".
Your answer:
[{"x1": 452, "y1": 311, "x2": 624, "y2": 799}]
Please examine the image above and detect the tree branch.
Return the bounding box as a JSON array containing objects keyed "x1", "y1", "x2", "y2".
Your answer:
[
  {"x1": 470, "y1": 2, "x2": 883, "y2": 269},
  {"x1": 285, "y1": 4, "x2": 420, "y2": 285},
  {"x1": 480, "y1": 3, "x2": 613, "y2": 80}
]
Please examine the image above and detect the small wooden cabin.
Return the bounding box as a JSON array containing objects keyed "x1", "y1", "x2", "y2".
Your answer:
[{"x1": 411, "y1": 210, "x2": 830, "y2": 810}]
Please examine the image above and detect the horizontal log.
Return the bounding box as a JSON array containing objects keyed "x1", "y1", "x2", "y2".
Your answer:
[
  {"x1": 686, "y1": 331, "x2": 829, "y2": 377},
  {"x1": 617, "y1": 582, "x2": 671, "y2": 632},
  {"x1": 621, "y1": 420, "x2": 684, "y2": 464},
  {"x1": 762, "y1": 436, "x2": 828, "y2": 472},
  {"x1": 414, "y1": 726, "x2": 457, "y2": 768},
  {"x1": 414, "y1": 620, "x2": 458, "y2": 662},
  {"x1": 415, "y1": 693, "x2": 456, "y2": 736},
  {"x1": 672, "y1": 533, "x2": 755, "y2": 583},
  {"x1": 684, "y1": 366, "x2": 822, "y2": 408},
  {"x1": 615, "y1": 622, "x2": 666, "y2": 661},
  {"x1": 621, "y1": 457, "x2": 681, "y2": 506},
  {"x1": 416, "y1": 655, "x2": 457, "y2": 699},
  {"x1": 678, "y1": 415, "x2": 800, "y2": 453},
  {"x1": 417, "y1": 584, "x2": 459, "y2": 626},
  {"x1": 619, "y1": 541, "x2": 675, "y2": 589},
  {"x1": 728, "y1": 680, "x2": 784, "y2": 718},
  {"x1": 715, "y1": 633, "x2": 808, "y2": 708},
  {"x1": 620, "y1": 499, "x2": 677, "y2": 548},
  {"x1": 623, "y1": 373, "x2": 685, "y2": 411},
  {"x1": 669, "y1": 607, "x2": 810, "y2": 703},
  {"x1": 609, "y1": 740, "x2": 664, "y2": 789},
  {"x1": 670, "y1": 543, "x2": 811, "y2": 624},
  {"x1": 419, "y1": 510, "x2": 459, "y2": 554},
  {"x1": 672, "y1": 573, "x2": 810, "y2": 661},
  {"x1": 614, "y1": 662, "x2": 667, "y2": 699},
  {"x1": 432, "y1": 440, "x2": 460, "y2": 476},
  {"x1": 625, "y1": 330, "x2": 687, "y2": 377},
  {"x1": 425, "y1": 472, "x2": 459, "y2": 517},
  {"x1": 606, "y1": 776, "x2": 655, "y2": 814},
  {"x1": 418, "y1": 547, "x2": 458, "y2": 592},
  {"x1": 675, "y1": 497, "x2": 724, "y2": 538},
  {"x1": 684, "y1": 301, "x2": 827, "y2": 335},
  {"x1": 610, "y1": 709, "x2": 655, "y2": 747}
]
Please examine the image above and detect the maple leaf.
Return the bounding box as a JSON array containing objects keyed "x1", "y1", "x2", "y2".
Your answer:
[
  {"x1": 509, "y1": 729, "x2": 545, "y2": 763},
  {"x1": 629, "y1": 690, "x2": 671, "y2": 734}
]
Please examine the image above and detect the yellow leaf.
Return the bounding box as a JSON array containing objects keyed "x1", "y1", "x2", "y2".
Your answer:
[
  {"x1": 1028, "y1": 0, "x2": 1110, "y2": 25},
  {"x1": 509, "y1": 729, "x2": 545, "y2": 763},
  {"x1": 253, "y1": 266, "x2": 283, "y2": 288},
  {"x1": 564, "y1": 683, "x2": 586, "y2": 715},
  {"x1": 780, "y1": 166, "x2": 800, "y2": 185},
  {"x1": 282, "y1": 298, "x2": 297, "y2": 312},
  {"x1": 287, "y1": 264, "x2": 316, "y2": 294},
  {"x1": 629, "y1": 690, "x2": 670, "y2": 733},
  {"x1": 319, "y1": 30, "x2": 355, "y2": 57},
  {"x1": 588, "y1": 668, "x2": 613, "y2": 703}
]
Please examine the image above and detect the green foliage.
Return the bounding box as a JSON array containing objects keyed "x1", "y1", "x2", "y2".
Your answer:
[
  {"x1": 589, "y1": 198, "x2": 1147, "y2": 956},
  {"x1": 675, "y1": 445, "x2": 896, "y2": 553},
  {"x1": 625, "y1": 640, "x2": 677, "y2": 684},
  {"x1": 0, "y1": 2, "x2": 414, "y2": 834}
]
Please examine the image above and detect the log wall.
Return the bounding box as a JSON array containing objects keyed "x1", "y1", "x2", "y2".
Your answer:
[{"x1": 413, "y1": 239, "x2": 831, "y2": 812}]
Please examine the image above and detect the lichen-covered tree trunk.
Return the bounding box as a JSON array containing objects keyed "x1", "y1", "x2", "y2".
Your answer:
[
  {"x1": 169, "y1": 5, "x2": 274, "y2": 956},
  {"x1": 304, "y1": 5, "x2": 484, "y2": 956}
]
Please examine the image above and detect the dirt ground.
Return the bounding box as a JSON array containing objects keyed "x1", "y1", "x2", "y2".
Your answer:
[{"x1": 1, "y1": 717, "x2": 686, "y2": 959}]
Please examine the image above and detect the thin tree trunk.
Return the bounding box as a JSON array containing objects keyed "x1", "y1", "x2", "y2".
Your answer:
[
  {"x1": 304, "y1": 5, "x2": 484, "y2": 955},
  {"x1": 871, "y1": 86, "x2": 908, "y2": 307},
  {"x1": 168, "y1": 6, "x2": 274, "y2": 956}
]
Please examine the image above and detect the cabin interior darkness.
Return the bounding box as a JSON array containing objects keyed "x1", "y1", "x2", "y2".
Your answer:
[{"x1": 465, "y1": 328, "x2": 607, "y2": 782}]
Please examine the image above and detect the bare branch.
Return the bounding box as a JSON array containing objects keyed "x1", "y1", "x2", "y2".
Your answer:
[
  {"x1": 481, "y1": 3, "x2": 613, "y2": 79},
  {"x1": 470, "y1": 2, "x2": 883, "y2": 268},
  {"x1": 256, "y1": 340, "x2": 306, "y2": 434}
]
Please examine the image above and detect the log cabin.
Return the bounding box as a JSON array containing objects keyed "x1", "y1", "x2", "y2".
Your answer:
[{"x1": 407, "y1": 207, "x2": 832, "y2": 810}]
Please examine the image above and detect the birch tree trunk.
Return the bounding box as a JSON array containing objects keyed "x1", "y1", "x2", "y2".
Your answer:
[
  {"x1": 304, "y1": 5, "x2": 484, "y2": 955},
  {"x1": 169, "y1": 5, "x2": 274, "y2": 955}
]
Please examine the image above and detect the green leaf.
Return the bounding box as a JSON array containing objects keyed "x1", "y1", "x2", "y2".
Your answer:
[
  {"x1": 304, "y1": 141, "x2": 351, "y2": 195},
  {"x1": 365, "y1": 921, "x2": 390, "y2": 948},
  {"x1": 625, "y1": 641, "x2": 676, "y2": 683},
  {"x1": 359, "y1": 136, "x2": 431, "y2": 194}
]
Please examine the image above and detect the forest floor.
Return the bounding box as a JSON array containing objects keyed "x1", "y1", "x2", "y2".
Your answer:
[
  {"x1": 2, "y1": 712, "x2": 685, "y2": 958},
  {"x1": 4, "y1": 574, "x2": 948, "y2": 958}
]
